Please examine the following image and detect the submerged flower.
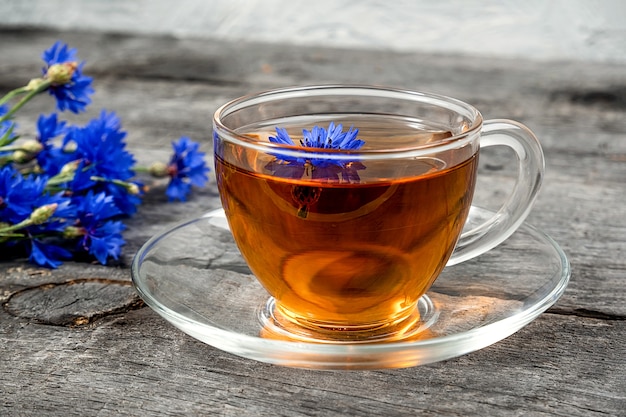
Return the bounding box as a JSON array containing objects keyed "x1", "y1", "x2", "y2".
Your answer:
[
  {"x1": 164, "y1": 136, "x2": 210, "y2": 201},
  {"x1": 41, "y1": 41, "x2": 94, "y2": 113},
  {"x1": 272, "y1": 122, "x2": 364, "y2": 150},
  {"x1": 267, "y1": 122, "x2": 365, "y2": 182}
]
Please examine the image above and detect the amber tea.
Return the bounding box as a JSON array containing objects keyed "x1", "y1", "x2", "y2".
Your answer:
[{"x1": 215, "y1": 116, "x2": 478, "y2": 335}]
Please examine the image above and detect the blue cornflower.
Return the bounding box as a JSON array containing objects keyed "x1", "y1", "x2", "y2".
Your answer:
[
  {"x1": 69, "y1": 191, "x2": 125, "y2": 265},
  {"x1": 64, "y1": 110, "x2": 141, "y2": 214},
  {"x1": 0, "y1": 165, "x2": 74, "y2": 228},
  {"x1": 35, "y1": 113, "x2": 72, "y2": 175},
  {"x1": 24, "y1": 201, "x2": 75, "y2": 269},
  {"x1": 270, "y1": 122, "x2": 363, "y2": 150},
  {"x1": 67, "y1": 111, "x2": 135, "y2": 180},
  {"x1": 37, "y1": 112, "x2": 67, "y2": 143},
  {"x1": 267, "y1": 122, "x2": 366, "y2": 182},
  {"x1": 0, "y1": 165, "x2": 76, "y2": 268},
  {"x1": 29, "y1": 240, "x2": 72, "y2": 269},
  {"x1": 28, "y1": 197, "x2": 76, "y2": 235},
  {"x1": 41, "y1": 41, "x2": 94, "y2": 113},
  {"x1": 0, "y1": 165, "x2": 50, "y2": 224},
  {"x1": 165, "y1": 136, "x2": 210, "y2": 201}
]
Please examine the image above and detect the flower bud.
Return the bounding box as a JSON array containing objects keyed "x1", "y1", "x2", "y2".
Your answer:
[
  {"x1": 45, "y1": 62, "x2": 78, "y2": 85},
  {"x1": 11, "y1": 140, "x2": 43, "y2": 163},
  {"x1": 22, "y1": 139, "x2": 44, "y2": 154},
  {"x1": 11, "y1": 150, "x2": 30, "y2": 164},
  {"x1": 126, "y1": 182, "x2": 141, "y2": 195},
  {"x1": 60, "y1": 160, "x2": 80, "y2": 176},
  {"x1": 63, "y1": 225, "x2": 84, "y2": 238},
  {"x1": 149, "y1": 161, "x2": 169, "y2": 178},
  {"x1": 63, "y1": 141, "x2": 78, "y2": 153},
  {"x1": 29, "y1": 203, "x2": 58, "y2": 225}
]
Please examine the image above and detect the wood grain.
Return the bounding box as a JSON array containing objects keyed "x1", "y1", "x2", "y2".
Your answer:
[{"x1": 0, "y1": 28, "x2": 625, "y2": 416}]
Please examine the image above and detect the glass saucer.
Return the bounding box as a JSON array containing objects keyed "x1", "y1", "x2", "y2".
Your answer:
[{"x1": 131, "y1": 207, "x2": 570, "y2": 370}]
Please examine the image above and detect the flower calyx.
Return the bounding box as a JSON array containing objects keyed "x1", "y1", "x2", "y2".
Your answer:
[{"x1": 45, "y1": 62, "x2": 79, "y2": 86}]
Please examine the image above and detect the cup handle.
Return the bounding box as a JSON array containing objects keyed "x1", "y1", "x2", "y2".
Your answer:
[{"x1": 448, "y1": 119, "x2": 545, "y2": 266}]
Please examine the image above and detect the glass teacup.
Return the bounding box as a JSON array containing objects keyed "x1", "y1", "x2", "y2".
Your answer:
[{"x1": 212, "y1": 85, "x2": 544, "y2": 343}]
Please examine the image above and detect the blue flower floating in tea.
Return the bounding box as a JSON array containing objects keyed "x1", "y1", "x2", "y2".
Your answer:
[
  {"x1": 266, "y1": 122, "x2": 366, "y2": 183},
  {"x1": 272, "y1": 122, "x2": 363, "y2": 150},
  {"x1": 266, "y1": 122, "x2": 365, "y2": 218}
]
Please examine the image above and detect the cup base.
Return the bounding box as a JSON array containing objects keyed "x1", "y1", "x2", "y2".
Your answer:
[{"x1": 258, "y1": 296, "x2": 440, "y2": 344}]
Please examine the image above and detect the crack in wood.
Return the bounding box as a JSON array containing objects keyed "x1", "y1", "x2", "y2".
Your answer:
[
  {"x1": 548, "y1": 307, "x2": 625, "y2": 321},
  {"x1": 2, "y1": 278, "x2": 144, "y2": 327}
]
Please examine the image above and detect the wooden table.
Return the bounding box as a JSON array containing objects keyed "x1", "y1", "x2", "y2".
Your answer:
[{"x1": 1, "y1": 29, "x2": 625, "y2": 416}]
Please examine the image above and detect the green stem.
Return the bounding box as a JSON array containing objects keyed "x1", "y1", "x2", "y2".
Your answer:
[
  {"x1": 43, "y1": 160, "x2": 82, "y2": 191},
  {"x1": 0, "y1": 219, "x2": 33, "y2": 234},
  {"x1": 0, "y1": 232, "x2": 27, "y2": 239},
  {"x1": 91, "y1": 175, "x2": 140, "y2": 194},
  {"x1": 0, "y1": 144, "x2": 28, "y2": 152},
  {"x1": 91, "y1": 175, "x2": 129, "y2": 188},
  {"x1": 0, "y1": 86, "x2": 30, "y2": 107},
  {"x1": 44, "y1": 174, "x2": 76, "y2": 193},
  {"x1": 0, "y1": 123, "x2": 18, "y2": 147},
  {"x1": 0, "y1": 80, "x2": 52, "y2": 124},
  {"x1": 46, "y1": 173, "x2": 75, "y2": 187},
  {"x1": 132, "y1": 166, "x2": 151, "y2": 173}
]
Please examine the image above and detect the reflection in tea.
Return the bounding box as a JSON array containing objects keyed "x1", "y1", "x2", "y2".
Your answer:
[{"x1": 215, "y1": 119, "x2": 478, "y2": 334}]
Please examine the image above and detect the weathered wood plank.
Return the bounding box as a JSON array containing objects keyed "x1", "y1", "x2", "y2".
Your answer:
[
  {"x1": 0, "y1": 28, "x2": 625, "y2": 416},
  {"x1": 1, "y1": 309, "x2": 624, "y2": 416}
]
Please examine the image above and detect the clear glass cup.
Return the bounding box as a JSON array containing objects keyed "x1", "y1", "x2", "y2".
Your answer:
[{"x1": 212, "y1": 85, "x2": 544, "y2": 343}]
